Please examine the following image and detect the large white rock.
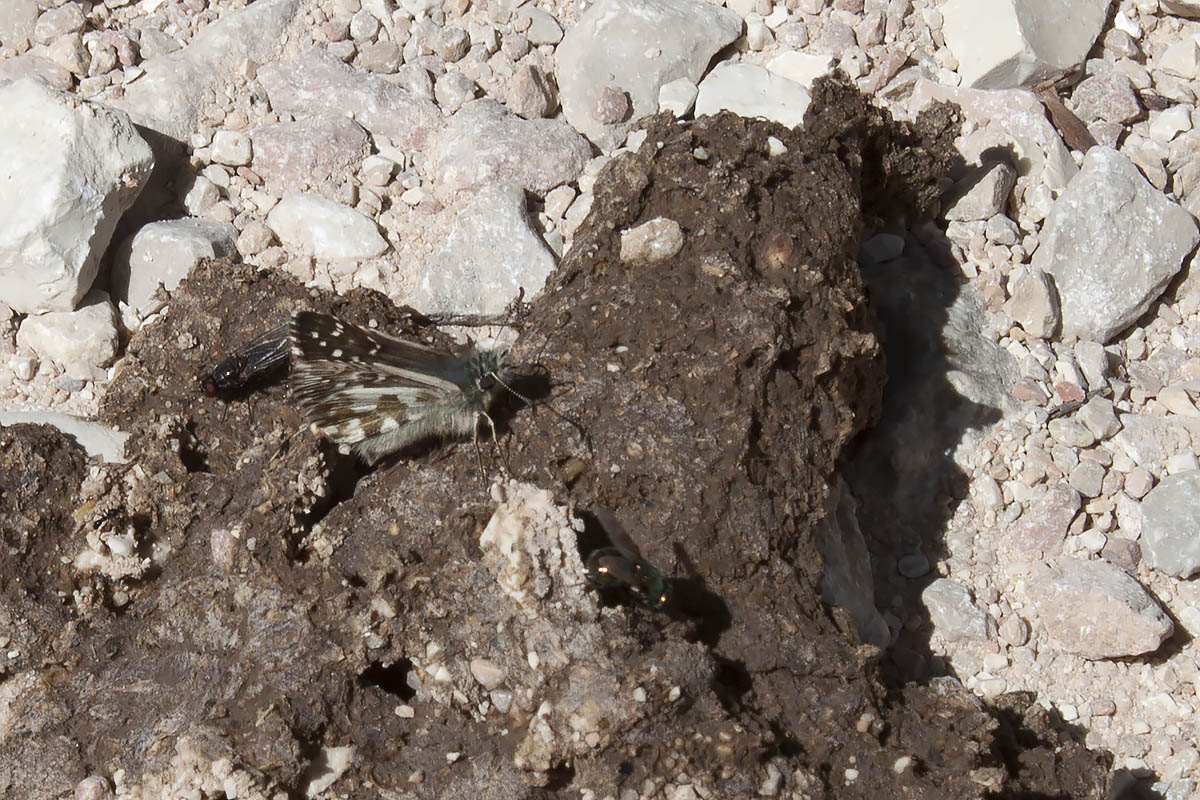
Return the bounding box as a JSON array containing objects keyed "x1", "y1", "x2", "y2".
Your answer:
[
  {"x1": 16, "y1": 289, "x2": 120, "y2": 380},
  {"x1": 257, "y1": 47, "x2": 443, "y2": 155},
  {"x1": 114, "y1": 0, "x2": 300, "y2": 140},
  {"x1": 910, "y1": 80, "x2": 1077, "y2": 190},
  {"x1": 1029, "y1": 557, "x2": 1172, "y2": 659},
  {"x1": 941, "y1": 0, "x2": 1112, "y2": 89},
  {"x1": 0, "y1": 78, "x2": 154, "y2": 314},
  {"x1": 1032, "y1": 147, "x2": 1199, "y2": 343},
  {"x1": 1162, "y1": 0, "x2": 1200, "y2": 17},
  {"x1": 0, "y1": 411, "x2": 129, "y2": 463},
  {"x1": 432, "y1": 99, "x2": 592, "y2": 201},
  {"x1": 266, "y1": 193, "x2": 389, "y2": 260},
  {"x1": 111, "y1": 219, "x2": 238, "y2": 317},
  {"x1": 409, "y1": 182, "x2": 557, "y2": 315},
  {"x1": 694, "y1": 62, "x2": 811, "y2": 128},
  {"x1": 556, "y1": 0, "x2": 742, "y2": 151}
]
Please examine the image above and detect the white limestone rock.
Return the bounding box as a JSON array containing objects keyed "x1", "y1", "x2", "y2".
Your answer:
[
  {"x1": 258, "y1": 47, "x2": 444, "y2": 154},
  {"x1": 556, "y1": 0, "x2": 742, "y2": 151},
  {"x1": 1140, "y1": 470, "x2": 1200, "y2": 578},
  {"x1": 695, "y1": 62, "x2": 811, "y2": 128},
  {"x1": 15, "y1": 289, "x2": 120, "y2": 380},
  {"x1": 0, "y1": 411, "x2": 128, "y2": 463},
  {"x1": 941, "y1": 0, "x2": 1111, "y2": 89},
  {"x1": 1030, "y1": 557, "x2": 1173, "y2": 659},
  {"x1": 115, "y1": 0, "x2": 300, "y2": 140},
  {"x1": 432, "y1": 99, "x2": 592, "y2": 201},
  {"x1": 909, "y1": 80, "x2": 1077, "y2": 190},
  {"x1": 0, "y1": 78, "x2": 153, "y2": 314},
  {"x1": 1032, "y1": 147, "x2": 1199, "y2": 343},
  {"x1": 1162, "y1": 0, "x2": 1200, "y2": 16},
  {"x1": 1004, "y1": 268, "x2": 1060, "y2": 339},
  {"x1": 658, "y1": 78, "x2": 698, "y2": 117},
  {"x1": 409, "y1": 182, "x2": 557, "y2": 316},
  {"x1": 111, "y1": 219, "x2": 238, "y2": 317},
  {"x1": 765, "y1": 51, "x2": 835, "y2": 87},
  {"x1": 921, "y1": 578, "x2": 992, "y2": 643},
  {"x1": 266, "y1": 193, "x2": 389, "y2": 260}
]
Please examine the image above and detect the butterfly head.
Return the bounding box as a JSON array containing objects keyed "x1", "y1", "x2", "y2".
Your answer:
[{"x1": 467, "y1": 347, "x2": 513, "y2": 405}]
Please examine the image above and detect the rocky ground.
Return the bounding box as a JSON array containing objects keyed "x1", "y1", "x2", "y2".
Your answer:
[{"x1": 3, "y1": 0, "x2": 1200, "y2": 797}]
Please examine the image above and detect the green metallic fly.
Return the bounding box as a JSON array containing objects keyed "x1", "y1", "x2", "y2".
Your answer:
[{"x1": 586, "y1": 508, "x2": 670, "y2": 610}]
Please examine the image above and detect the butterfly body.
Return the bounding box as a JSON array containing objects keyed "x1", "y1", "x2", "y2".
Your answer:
[{"x1": 288, "y1": 311, "x2": 511, "y2": 463}]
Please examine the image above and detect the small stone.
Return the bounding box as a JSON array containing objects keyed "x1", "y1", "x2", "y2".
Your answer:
[
  {"x1": 266, "y1": 192, "x2": 388, "y2": 259},
  {"x1": 236, "y1": 222, "x2": 274, "y2": 256},
  {"x1": 985, "y1": 214, "x2": 1020, "y2": 246},
  {"x1": 210, "y1": 130, "x2": 252, "y2": 166},
  {"x1": 1070, "y1": 71, "x2": 1141, "y2": 123},
  {"x1": 395, "y1": 704, "x2": 415, "y2": 718},
  {"x1": 16, "y1": 289, "x2": 119, "y2": 380},
  {"x1": 434, "y1": 71, "x2": 478, "y2": 113},
  {"x1": 10, "y1": 354, "x2": 36, "y2": 381},
  {"x1": 1069, "y1": 461, "x2": 1105, "y2": 497},
  {"x1": 944, "y1": 161, "x2": 1016, "y2": 222},
  {"x1": 1167, "y1": 451, "x2": 1200, "y2": 474},
  {"x1": 74, "y1": 776, "x2": 112, "y2": 800},
  {"x1": 746, "y1": 16, "x2": 774, "y2": 50},
  {"x1": 1102, "y1": 536, "x2": 1141, "y2": 571},
  {"x1": 523, "y1": 7, "x2": 563, "y2": 45},
  {"x1": 361, "y1": 154, "x2": 396, "y2": 186},
  {"x1": 469, "y1": 657, "x2": 506, "y2": 690},
  {"x1": 1090, "y1": 698, "x2": 1117, "y2": 717},
  {"x1": 619, "y1": 217, "x2": 684, "y2": 264},
  {"x1": 1048, "y1": 417, "x2": 1096, "y2": 447},
  {"x1": 1140, "y1": 470, "x2": 1200, "y2": 577},
  {"x1": 921, "y1": 578, "x2": 992, "y2": 642},
  {"x1": 358, "y1": 40, "x2": 402, "y2": 73},
  {"x1": 593, "y1": 85, "x2": 631, "y2": 125},
  {"x1": 1079, "y1": 529, "x2": 1107, "y2": 553},
  {"x1": 507, "y1": 63, "x2": 555, "y2": 119},
  {"x1": 896, "y1": 553, "x2": 930, "y2": 578},
  {"x1": 433, "y1": 26, "x2": 470, "y2": 62},
  {"x1": 1013, "y1": 483, "x2": 1081, "y2": 556},
  {"x1": 998, "y1": 614, "x2": 1030, "y2": 646},
  {"x1": 1004, "y1": 268, "x2": 1060, "y2": 339},
  {"x1": 659, "y1": 78, "x2": 699, "y2": 117},
  {"x1": 500, "y1": 31, "x2": 530, "y2": 59},
  {"x1": 1078, "y1": 395, "x2": 1120, "y2": 440},
  {"x1": 349, "y1": 9, "x2": 381, "y2": 40},
  {"x1": 1149, "y1": 105, "x2": 1193, "y2": 143},
  {"x1": 183, "y1": 174, "x2": 221, "y2": 215}
]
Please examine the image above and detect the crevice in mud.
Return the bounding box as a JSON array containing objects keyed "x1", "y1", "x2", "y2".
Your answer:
[
  {"x1": 358, "y1": 658, "x2": 415, "y2": 702},
  {"x1": 543, "y1": 760, "x2": 576, "y2": 791},
  {"x1": 176, "y1": 421, "x2": 210, "y2": 473},
  {"x1": 710, "y1": 656, "x2": 753, "y2": 713}
]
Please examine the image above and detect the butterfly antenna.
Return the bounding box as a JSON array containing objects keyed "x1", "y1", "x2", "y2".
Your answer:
[{"x1": 490, "y1": 371, "x2": 592, "y2": 454}]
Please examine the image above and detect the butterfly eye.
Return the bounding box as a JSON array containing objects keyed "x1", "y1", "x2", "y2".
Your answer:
[{"x1": 479, "y1": 374, "x2": 496, "y2": 391}]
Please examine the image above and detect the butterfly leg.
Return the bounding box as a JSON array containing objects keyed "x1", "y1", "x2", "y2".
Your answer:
[{"x1": 480, "y1": 411, "x2": 512, "y2": 478}]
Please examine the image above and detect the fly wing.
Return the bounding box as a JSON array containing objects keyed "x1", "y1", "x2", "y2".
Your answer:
[
  {"x1": 593, "y1": 507, "x2": 645, "y2": 560},
  {"x1": 289, "y1": 311, "x2": 459, "y2": 445}
]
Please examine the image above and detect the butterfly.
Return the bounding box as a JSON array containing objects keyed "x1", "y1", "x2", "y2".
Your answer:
[{"x1": 287, "y1": 310, "x2": 513, "y2": 464}]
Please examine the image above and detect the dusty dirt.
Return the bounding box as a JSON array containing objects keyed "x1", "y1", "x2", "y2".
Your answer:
[{"x1": 1, "y1": 80, "x2": 1111, "y2": 798}]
